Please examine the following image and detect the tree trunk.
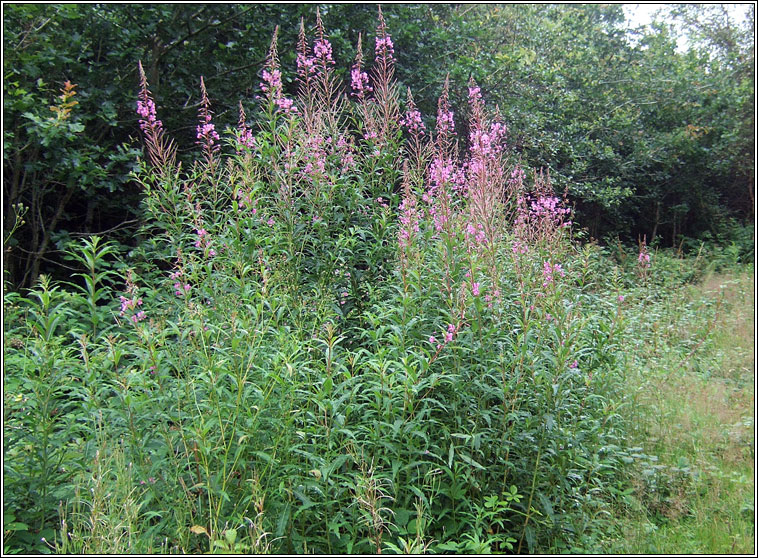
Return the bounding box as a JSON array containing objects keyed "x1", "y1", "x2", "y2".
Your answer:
[
  {"x1": 26, "y1": 185, "x2": 75, "y2": 288},
  {"x1": 650, "y1": 201, "x2": 660, "y2": 244}
]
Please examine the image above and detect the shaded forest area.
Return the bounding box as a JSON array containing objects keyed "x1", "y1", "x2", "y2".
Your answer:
[{"x1": 3, "y1": 3, "x2": 755, "y2": 289}]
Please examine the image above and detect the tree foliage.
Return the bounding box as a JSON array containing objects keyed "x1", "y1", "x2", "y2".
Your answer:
[{"x1": 391, "y1": 4, "x2": 754, "y2": 246}]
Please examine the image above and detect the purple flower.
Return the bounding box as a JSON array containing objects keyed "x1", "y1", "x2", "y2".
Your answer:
[
  {"x1": 375, "y1": 35, "x2": 395, "y2": 61},
  {"x1": 261, "y1": 69, "x2": 282, "y2": 94},
  {"x1": 374, "y1": 7, "x2": 395, "y2": 68},
  {"x1": 542, "y1": 261, "x2": 565, "y2": 287},
  {"x1": 337, "y1": 135, "x2": 356, "y2": 171},
  {"x1": 437, "y1": 109, "x2": 455, "y2": 136},
  {"x1": 276, "y1": 96, "x2": 296, "y2": 114},
  {"x1": 238, "y1": 127, "x2": 256, "y2": 150},
  {"x1": 196, "y1": 77, "x2": 220, "y2": 160},
  {"x1": 398, "y1": 195, "x2": 420, "y2": 249},
  {"x1": 297, "y1": 52, "x2": 315, "y2": 76},
  {"x1": 193, "y1": 228, "x2": 216, "y2": 258},
  {"x1": 260, "y1": 30, "x2": 297, "y2": 115},
  {"x1": 511, "y1": 240, "x2": 528, "y2": 255},
  {"x1": 136, "y1": 97, "x2": 162, "y2": 134},
  {"x1": 174, "y1": 282, "x2": 191, "y2": 297},
  {"x1": 350, "y1": 67, "x2": 372, "y2": 97},
  {"x1": 444, "y1": 323, "x2": 456, "y2": 343},
  {"x1": 118, "y1": 272, "x2": 147, "y2": 324},
  {"x1": 401, "y1": 105, "x2": 425, "y2": 136},
  {"x1": 314, "y1": 38, "x2": 335, "y2": 65},
  {"x1": 236, "y1": 102, "x2": 257, "y2": 152}
]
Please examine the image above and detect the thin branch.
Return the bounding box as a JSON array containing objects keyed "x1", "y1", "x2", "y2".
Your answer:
[
  {"x1": 159, "y1": 6, "x2": 257, "y2": 61},
  {"x1": 15, "y1": 16, "x2": 51, "y2": 51},
  {"x1": 8, "y1": 245, "x2": 81, "y2": 272},
  {"x1": 68, "y1": 219, "x2": 141, "y2": 238},
  {"x1": 208, "y1": 58, "x2": 267, "y2": 81}
]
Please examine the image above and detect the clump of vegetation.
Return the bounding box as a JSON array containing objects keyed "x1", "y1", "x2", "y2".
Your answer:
[
  {"x1": 3, "y1": 7, "x2": 753, "y2": 555},
  {"x1": 3, "y1": 9, "x2": 628, "y2": 553}
]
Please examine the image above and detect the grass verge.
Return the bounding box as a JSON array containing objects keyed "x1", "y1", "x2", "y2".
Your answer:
[{"x1": 609, "y1": 266, "x2": 755, "y2": 554}]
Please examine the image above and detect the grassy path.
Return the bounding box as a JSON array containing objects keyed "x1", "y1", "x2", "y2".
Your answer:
[{"x1": 610, "y1": 268, "x2": 754, "y2": 554}]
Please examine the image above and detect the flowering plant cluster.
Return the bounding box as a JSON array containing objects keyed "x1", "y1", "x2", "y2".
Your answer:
[{"x1": 122, "y1": 7, "x2": 630, "y2": 555}]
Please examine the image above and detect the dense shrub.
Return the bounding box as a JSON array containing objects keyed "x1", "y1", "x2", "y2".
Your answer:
[{"x1": 4, "y1": 9, "x2": 640, "y2": 554}]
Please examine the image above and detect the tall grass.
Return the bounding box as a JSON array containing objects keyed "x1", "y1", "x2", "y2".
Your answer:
[{"x1": 607, "y1": 255, "x2": 754, "y2": 554}]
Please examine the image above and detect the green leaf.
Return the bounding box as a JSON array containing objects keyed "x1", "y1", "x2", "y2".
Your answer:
[
  {"x1": 537, "y1": 492, "x2": 555, "y2": 524},
  {"x1": 224, "y1": 528, "x2": 237, "y2": 546},
  {"x1": 459, "y1": 452, "x2": 485, "y2": 471}
]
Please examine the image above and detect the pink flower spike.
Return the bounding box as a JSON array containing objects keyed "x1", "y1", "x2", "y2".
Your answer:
[
  {"x1": 444, "y1": 323, "x2": 456, "y2": 343},
  {"x1": 375, "y1": 35, "x2": 395, "y2": 60},
  {"x1": 196, "y1": 77, "x2": 220, "y2": 160},
  {"x1": 314, "y1": 38, "x2": 335, "y2": 65},
  {"x1": 351, "y1": 67, "x2": 372, "y2": 95}
]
